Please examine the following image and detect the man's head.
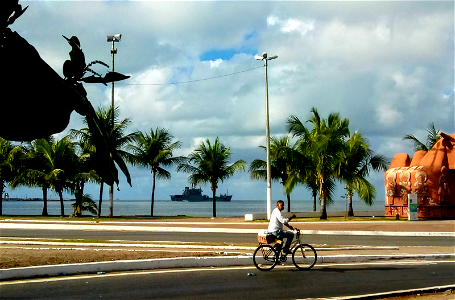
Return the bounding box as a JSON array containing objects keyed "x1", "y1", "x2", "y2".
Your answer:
[{"x1": 276, "y1": 200, "x2": 285, "y2": 211}]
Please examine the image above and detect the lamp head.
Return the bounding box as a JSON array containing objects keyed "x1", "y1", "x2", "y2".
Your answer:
[{"x1": 107, "y1": 34, "x2": 122, "y2": 42}]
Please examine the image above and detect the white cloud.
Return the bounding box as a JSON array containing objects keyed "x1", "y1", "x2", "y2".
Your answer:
[
  {"x1": 267, "y1": 15, "x2": 315, "y2": 36},
  {"x1": 210, "y1": 59, "x2": 223, "y2": 68},
  {"x1": 7, "y1": 0, "x2": 453, "y2": 203},
  {"x1": 315, "y1": 10, "x2": 453, "y2": 71},
  {"x1": 376, "y1": 103, "x2": 402, "y2": 127}
]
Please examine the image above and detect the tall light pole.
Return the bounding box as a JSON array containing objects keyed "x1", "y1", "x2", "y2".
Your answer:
[
  {"x1": 255, "y1": 52, "x2": 278, "y2": 220},
  {"x1": 107, "y1": 34, "x2": 121, "y2": 217},
  {"x1": 107, "y1": 34, "x2": 121, "y2": 110}
]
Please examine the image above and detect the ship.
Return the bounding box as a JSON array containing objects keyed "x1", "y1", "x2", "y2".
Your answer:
[{"x1": 170, "y1": 186, "x2": 232, "y2": 202}]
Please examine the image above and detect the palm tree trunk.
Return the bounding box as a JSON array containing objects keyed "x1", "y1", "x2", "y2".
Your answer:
[
  {"x1": 98, "y1": 183, "x2": 103, "y2": 218},
  {"x1": 0, "y1": 181, "x2": 3, "y2": 216},
  {"x1": 312, "y1": 188, "x2": 317, "y2": 212},
  {"x1": 286, "y1": 193, "x2": 291, "y2": 212},
  {"x1": 212, "y1": 187, "x2": 217, "y2": 218},
  {"x1": 320, "y1": 195, "x2": 327, "y2": 219},
  {"x1": 348, "y1": 194, "x2": 354, "y2": 217},
  {"x1": 319, "y1": 179, "x2": 327, "y2": 219},
  {"x1": 77, "y1": 182, "x2": 85, "y2": 217},
  {"x1": 320, "y1": 197, "x2": 327, "y2": 219},
  {"x1": 74, "y1": 188, "x2": 81, "y2": 217},
  {"x1": 151, "y1": 172, "x2": 156, "y2": 217},
  {"x1": 58, "y1": 190, "x2": 65, "y2": 217},
  {"x1": 42, "y1": 186, "x2": 48, "y2": 216},
  {"x1": 109, "y1": 184, "x2": 113, "y2": 217}
]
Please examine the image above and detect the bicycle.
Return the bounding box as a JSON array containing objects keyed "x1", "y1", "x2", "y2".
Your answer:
[{"x1": 253, "y1": 229, "x2": 317, "y2": 271}]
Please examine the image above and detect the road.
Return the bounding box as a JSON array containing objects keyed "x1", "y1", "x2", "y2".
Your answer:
[
  {"x1": 1, "y1": 261, "x2": 454, "y2": 299},
  {"x1": 1, "y1": 228, "x2": 453, "y2": 247}
]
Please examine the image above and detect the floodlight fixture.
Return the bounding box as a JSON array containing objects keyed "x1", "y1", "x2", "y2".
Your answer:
[
  {"x1": 107, "y1": 34, "x2": 122, "y2": 42},
  {"x1": 255, "y1": 52, "x2": 278, "y2": 61}
]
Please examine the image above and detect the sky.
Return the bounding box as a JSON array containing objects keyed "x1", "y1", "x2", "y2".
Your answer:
[{"x1": 7, "y1": 1, "x2": 454, "y2": 208}]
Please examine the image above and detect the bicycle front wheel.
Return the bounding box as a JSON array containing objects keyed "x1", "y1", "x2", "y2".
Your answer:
[
  {"x1": 292, "y1": 244, "x2": 317, "y2": 270},
  {"x1": 253, "y1": 245, "x2": 278, "y2": 271}
]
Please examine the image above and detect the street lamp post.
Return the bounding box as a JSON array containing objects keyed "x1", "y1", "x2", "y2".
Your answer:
[
  {"x1": 107, "y1": 34, "x2": 121, "y2": 217},
  {"x1": 255, "y1": 52, "x2": 278, "y2": 220},
  {"x1": 107, "y1": 34, "x2": 121, "y2": 109}
]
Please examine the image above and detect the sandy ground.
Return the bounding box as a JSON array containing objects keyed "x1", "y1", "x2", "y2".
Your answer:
[{"x1": 0, "y1": 246, "x2": 229, "y2": 269}]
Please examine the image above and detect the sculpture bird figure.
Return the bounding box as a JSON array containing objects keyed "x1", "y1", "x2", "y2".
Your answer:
[{"x1": 62, "y1": 35, "x2": 86, "y2": 80}]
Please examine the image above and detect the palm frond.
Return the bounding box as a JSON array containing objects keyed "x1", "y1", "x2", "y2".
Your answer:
[
  {"x1": 425, "y1": 122, "x2": 440, "y2": 150},
  {"x1": 403, "y1": 134, "x2": 428, "y2": 151}
]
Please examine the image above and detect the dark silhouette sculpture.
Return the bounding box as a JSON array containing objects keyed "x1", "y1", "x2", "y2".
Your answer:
[{"x1": 1, "y1": 0, "x2": 131, "y2": 187}]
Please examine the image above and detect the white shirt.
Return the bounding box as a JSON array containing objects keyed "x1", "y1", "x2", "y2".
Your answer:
[{"x1": 268, "y1": 207, "x2": 289, "y2": 233}]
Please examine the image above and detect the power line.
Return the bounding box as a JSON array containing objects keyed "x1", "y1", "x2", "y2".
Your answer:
[{"x1": 119, "y1": 65, "x2": 263, "y2": 86}]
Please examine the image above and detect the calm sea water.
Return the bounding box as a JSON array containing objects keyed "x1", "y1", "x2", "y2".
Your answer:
[{"x1": 2, "y1": 199, "x2": 384, "y2": 217}]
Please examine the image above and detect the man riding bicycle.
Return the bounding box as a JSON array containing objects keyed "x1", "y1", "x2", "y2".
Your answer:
[{"x1": 268, "y1": 200, "x2": 296, "y2": 254}]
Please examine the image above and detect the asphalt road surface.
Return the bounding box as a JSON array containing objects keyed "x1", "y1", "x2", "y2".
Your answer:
[
  {"x1": 1, "y1": 228, "x2": 453, "y2": 247},
  {"x1": 1, "y1": 261, "x2": 454, "y2": 299}
]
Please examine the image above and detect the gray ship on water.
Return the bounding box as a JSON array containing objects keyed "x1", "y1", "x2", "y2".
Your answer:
[{"x1": 170, "y1": 186, "x2": 232, "y2": 202}]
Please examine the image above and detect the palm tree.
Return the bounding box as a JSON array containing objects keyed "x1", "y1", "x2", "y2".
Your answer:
[
  {"x1": 20, "y1": 137, "x2": 76, "y2": 217},
  {"x1": 70, "y1": 139, "x2": 100, "y2": 217},
  {"x1": 177, "y1": 137, "x2": 245, "y2": 217},
  {"x1": 288, "y1": 107, "x2": 350, "y2": 219},
  {"x1": 340, "y1": 132, "x2": 389, "y2": 216},
  {"x1": 249, "y1": 135, "x2": 295, "y2": 212},
  {"x1": 71, "y1": 194, "x2": 97, "y2": 217},
  {"x1": 15, "y1": 136, "x2": 60, "y2": 216},
  {"x1": 71, "y1": 106, "x2": 137, "y2": 217},
  {"x1": 70, "y1": 128, "x2": 104, "y2": 217},
  {"x1": 284, "y1": 135, "x2": 319, "y2": 212},
  {"x1": 128, "y1": 128, "x2": 184, "y2": 216},
  {"x1": 0, "y1": 138, "x2": 24, "y2": 216},
  {"x1": 403, "y1": 122, "x2": 440, "y2": 152}
]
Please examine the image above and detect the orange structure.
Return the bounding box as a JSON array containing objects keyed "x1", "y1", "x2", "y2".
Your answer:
[{"x1": 384, "y1": 132, "x2": 455, "y2": 219}]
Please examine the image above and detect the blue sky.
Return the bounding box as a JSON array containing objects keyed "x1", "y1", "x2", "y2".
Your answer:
[
  {"x1": 5, "y1": 1, "x2": 454, "y2": 213},
  {"x1": 200, "y1": 47, "x2": 257, "y2": 61}
]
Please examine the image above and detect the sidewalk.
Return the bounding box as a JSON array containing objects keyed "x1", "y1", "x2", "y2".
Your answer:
[
  {"x1": 0, "y1": 218, "x2": 454, "y2": 281},
  {"x1": 2, "y1": 218, "x2": 454, "y2": 235}
]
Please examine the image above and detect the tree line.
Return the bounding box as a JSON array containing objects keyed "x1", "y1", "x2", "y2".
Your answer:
[{"x1": 0, "y1": 106, "x2": 389, "y2": 219}]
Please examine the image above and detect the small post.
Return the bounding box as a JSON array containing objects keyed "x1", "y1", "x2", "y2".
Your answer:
[{"x1": 408, "y1": 193, "x2": 418, "y2": 221}]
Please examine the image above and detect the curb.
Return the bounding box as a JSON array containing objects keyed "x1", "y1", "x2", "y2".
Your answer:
[
  {"x1": 1, "y1": 253, "x2": 454, "y2": 281},
  {"x1": 0, "y1": 256, "x2": 253, "y2": 281}
]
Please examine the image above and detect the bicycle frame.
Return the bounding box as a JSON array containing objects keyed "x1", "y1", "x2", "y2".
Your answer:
[
  {"x1": 288, "y1": 229, "x2": 303, "y2": 253},
  {"x1": 266, "y1": 229, "x2": 302, "y2": 255}
]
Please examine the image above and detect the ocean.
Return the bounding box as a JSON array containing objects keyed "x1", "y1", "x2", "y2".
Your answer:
[{"x1": 1, "y1": 199, "x2": 385, "y2": 217}]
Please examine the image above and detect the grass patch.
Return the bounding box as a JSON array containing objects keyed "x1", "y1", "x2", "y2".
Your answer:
[
  {"x1": 0, "y1": 237, "x2": 257, "y2": 247},
  {"x1": 0, "y1": 215, "x2": 207, "y2": 221}
]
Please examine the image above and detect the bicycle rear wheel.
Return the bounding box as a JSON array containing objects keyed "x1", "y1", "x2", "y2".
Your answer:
[
  {"x1": 253, "y1": 245, "x2": 278, "y2": 271},
  {"x1": 292, "y1": 244, "x2": 317, "y2": 270}
]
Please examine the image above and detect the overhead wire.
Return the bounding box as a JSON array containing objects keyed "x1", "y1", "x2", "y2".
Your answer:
[{"x1": 118, "y1": 65, "x2": 264, "y2": 86}]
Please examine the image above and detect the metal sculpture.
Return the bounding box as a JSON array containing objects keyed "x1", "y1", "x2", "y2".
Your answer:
[{"x1": 0, "y1": 0, "x2": 131, "y2": 187}]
